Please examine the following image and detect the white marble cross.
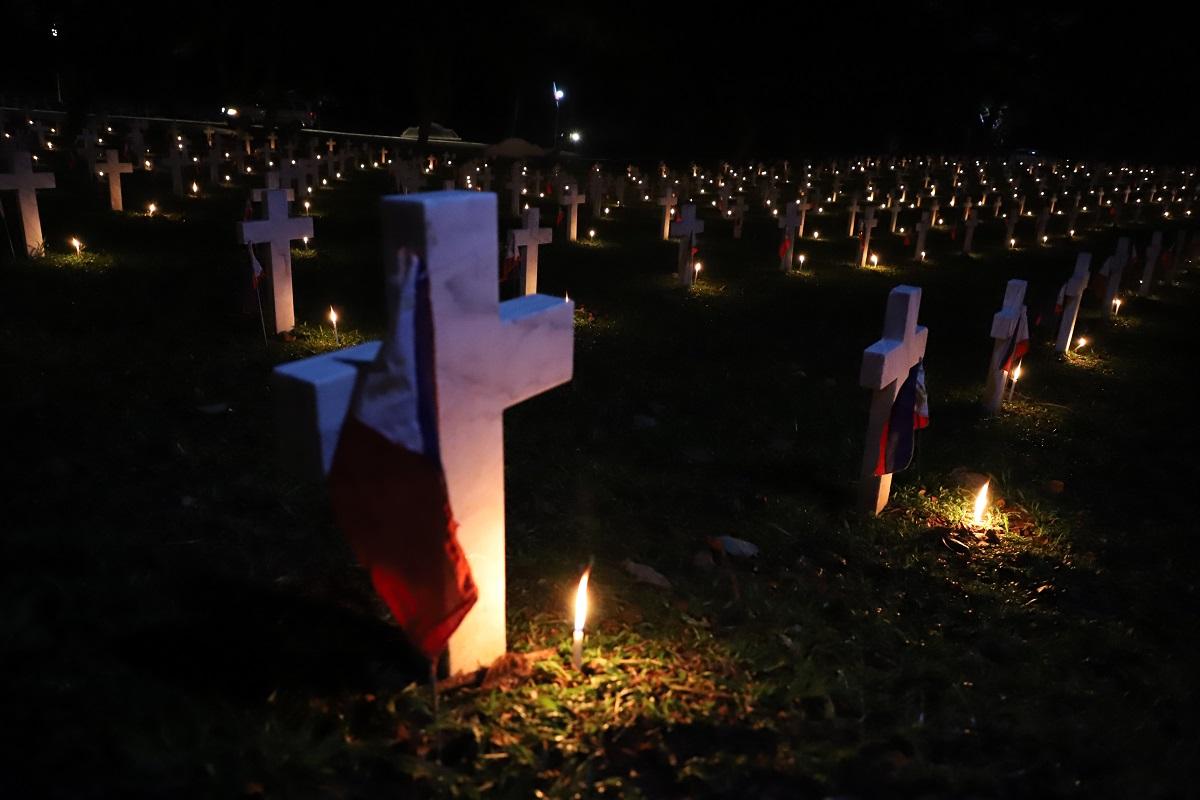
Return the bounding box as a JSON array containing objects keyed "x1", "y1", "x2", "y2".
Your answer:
[
  {"x1": 1101, "y1": 236, "x2": 1131, "y2": 314},
  {"x1": 847, "y1": 195, "x2": 861, "y2": 237},
  {"x1": 559, "y1": 184, "x2": 586, "y2": 242},
  {"x1": 796, "y1": 194, "x2": 813, "y2": 239},
  {"x1": 914, "y1": 212, "x2": 930, "y2": 259},
  {"x1": 778, "y1": 200, "x2": 801, "y2": 270},
  {"x1": 272, "y1": 191, "x2": 574, "y2": 675},
  {"x1": 252, "y1": 171, "x2": 296, "y2": 204},
  {"x1": 859, "y1": 285, "x2": 928, "y2": 514},
  {"x1": 669, "y1": 203, "x2": 705, "y2": 287},
  {"x1": 1139, "y1": 231, "x2": 1163, "y2": 297},
  {"x1": 889, "y1": 202, "x2": 902, "y2": 233},
  {"x1": 983, "y1": 279, "x2": 1027, "y2": 414},
  {"x1": 858, "y1": 206, "x2": 879, "y2": 267},
  {"x1": 962, "y1": 209, "x2": 980, "y2": 254},
  {"x1": 99, "y1": 149, "x2": 133, "y2": 212},
  {"x1": 237, "y1": 189, "x2": 314, "y2": 333},
  {"x1": 731, "y1": 195, "x2": 747, "y2": 239},
  {"x1": 509, "y1": 206, "x2": 553, "y2": 295},
  {"x1": 1055, "y1": 253, "x2": 1091, "y2": 353},
  {"x1": 657, "y1": 187, "x2": 678, "y2": 240},
  {"x1": 0, "y1": 151, "x2": 56, "y2": 255}
]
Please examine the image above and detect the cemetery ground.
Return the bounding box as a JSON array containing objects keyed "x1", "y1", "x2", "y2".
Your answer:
[{"x1": 3, "y1": 165, "x2": 1199, "y2": 799}]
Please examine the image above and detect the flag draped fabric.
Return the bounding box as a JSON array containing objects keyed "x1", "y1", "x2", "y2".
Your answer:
[
  {"x1": 875, "y1": 360, "x2": 930, "y2": 477},
  {"x1": 328, "y1": 254, "x2": 477, "y2": 662},
  {"x1": 1000, "y1": 308, "x2": 1030, "y2": 372},
  {"x1": 248, "y1": 244, "x2": 264, "y2": 288}
]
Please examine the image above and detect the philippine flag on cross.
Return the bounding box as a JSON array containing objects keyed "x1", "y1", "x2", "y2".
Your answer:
[
  {"x1": 874, "y1": 360, "x2": 930, "y2": 477},
  {"x1": 328, "y1": 254, "x2": 477, "y2": 663}
]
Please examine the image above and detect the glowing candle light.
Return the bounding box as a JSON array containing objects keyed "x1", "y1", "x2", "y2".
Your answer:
[
  {"x1": 69, "y1": 237, "x2": 82, "y2": 256},
  {"x1": 147, "y1": 202, "x2": 157, "y2": 217},
  {"x1": 1008, "y1": 361, "x2": 1022, "y2": 401},
  {"x1": 1112, "y1": 298, "x2": 1122, "y2": 316},
  {"x1": 329, "y1": 306, "x2": 339, "y2": 345},
  {"x1": 1076, "y1": 336, "x2": 1088, "y2": 351},
  {"x1": 869, "y1": 253, "x2": 879, "y2": 267},
  {"x1": 571, "y1": 567, "x2": 590, "y2": 670},
  {"x1": 190, "y1": 181, "x2": 199, "y2": 194},
  {"x1": 971, "y1": 480, "x2": 990, "y2": 527}
]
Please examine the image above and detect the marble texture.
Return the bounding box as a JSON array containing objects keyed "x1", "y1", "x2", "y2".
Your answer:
[
  {"x1": 983, "y1": 279, "x2": 1027, "y2": 414},
  {"x1": 859, "y1": 285, "x2": 928, "y2": 515},
  {"x1": 1055, "y1": 254, "x2": 1091, "y2": 354},
  {"x1": 237, "y1": 188, "x2": 313, "y2": 332},
  {"x1": 273, "y1": 191, "x2": 574, "y2": 675},
  {"x1": 0, "y1": 151, "x2": 55, "y2": 255}
]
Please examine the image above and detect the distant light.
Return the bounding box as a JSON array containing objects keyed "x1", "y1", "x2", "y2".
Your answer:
[
  {"x1": 569, "y1": 131, "x2": 582, "y2": 143},
  {"x1": 226, "y1": 107, "x2": 239, "y2": 118}
]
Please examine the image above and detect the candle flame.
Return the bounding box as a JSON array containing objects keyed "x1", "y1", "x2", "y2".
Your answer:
[
  {"x1": 329, "y1": 306, "x2": 338, "y2": 325},
  {"x1": 573, "y1": 568, "x2": 590, "y2": 633},
  {"x1": 1012, "y1": 362, "x2": 1023, "y2": 382},
  {"x1": 972, "y1": 481, "x2": 990, "y2": 527}
]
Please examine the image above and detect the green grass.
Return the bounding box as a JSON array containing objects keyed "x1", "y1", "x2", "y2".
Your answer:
[{"x1": 2, "y1": 155, "x2": 1199, "y2": 798}]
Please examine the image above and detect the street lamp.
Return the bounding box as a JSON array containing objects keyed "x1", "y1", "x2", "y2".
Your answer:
[{"x1": 552, "y1": 82, "x2": 566, "y2": 147}]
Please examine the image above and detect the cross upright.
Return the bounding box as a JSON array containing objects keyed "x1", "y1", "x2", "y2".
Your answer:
[
  {"x1": 962, "y1": 196, "x2": 973, "y2": 222},
  {"x1": 237, "y1": 188, "x2": 314, "y2": 333},
  {"x1": 1055, "y1": 253, "x2": 1091, "y2": 353},
  {"x1": 559, "y1": 183, "x2": 587, "y2": 242},
  {"x1": 926, "y1": 197, "x2": 941, "y2": 228},
  {"x1": 1102, "y1": 236, "x2": 1131, "y2": 315},
  {"x1": 670, "y1": 203, "x2": 705, "y2": 286},
  {"x1": 778, "y1": 199, "x2": 801, "y2": 270},
  {"x1": 100, "y1": 149, "x2": 133, "y2": 212},
  {"x1": 509, "y1": 206, "x2": 553, "y2": 295},
  {"x1": 796, "y1": 193, "x2": 813, "y2": 238},
  {"x1": 962, "y1": 209, "x2": 981, "y2": 254},
  {"x1": 847, "y1": 194, "x2": 861, "y2": 237},
  {"x1": 859, "y1": 285, "x2": 928, "y2": 514},
  {"x1": 859, "y1": 205, "x2": 879, "y2": 267},
  {"x1": 983, "y1": 279, "x2": 1027, "y2": 414},
  {"x1": 889, "y1": 202, "x2": 902, "y2": 233},
  {"x1": 1036, "y1": 207, "x2": 1051, "y2": 243},
  {"x1": 0, "y1": 151, "x2": 56, "y2": 255},
  {"x1": 252, "y1": 171, "x2": 296, "y2": 204},
  {"x1": 731, "y1": 195, "x2": 747, "y2": 239},
  {"x1": 271, "y1": 191, "x2": 574, "y2": 676},
  {"x1": 162, "y1": 144, "x2": 189, "y2": 196},
  {"x1": 657, "y1": 187, "x2": 678, "y2": 240},
  {"x1": 914, "y1": 212, "x2": 931, "y2": 259}
]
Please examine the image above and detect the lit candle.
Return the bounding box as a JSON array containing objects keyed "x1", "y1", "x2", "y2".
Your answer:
[
  {"x1": 1008, "y1": 361, "x2": 1022, "y2": 402},
  {"x1": 329, "y1": 306, "x2": 339, "y2": 345},
  {"x1": 1112, "y1": 298, "x2": 1122, "y2": 316},
  {"x1": 572, "y1": 567, "x2": 590, "y2": 670},
  {"x1": 69, "y1": 237, "x2": 82, "y2": 256},
  {"x1": 971, "y1": 480, "x2": 990, "y2": 527}
]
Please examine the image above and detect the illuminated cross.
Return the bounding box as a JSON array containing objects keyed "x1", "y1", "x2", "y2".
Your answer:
[
  {"x1": 657, "y1": 186, "x2": 678, "y2": 240},
  {"x1": 1003, "y1": 212, "x2": 1018, "y2": 246},
  {"x1": 859, "y1": 285, "x2": 928, "y2": 514},
  {"x1": 796, "y1": 193, "x2": 813, "y2": 239},
  {"x1": 0, "y1": 151, "x2": 56, "y2": 255},
  {"x1": 889, "y1": 200, "x2": 902, "y2": 233},
  {"x1": 731, "y1": 195, "x2": 747, "y2": 240},
  {"x1": 778, "y1": 200, "x2": 801, "y2": 270},
  {"x1": 272, "y1": 191, "x2": 574, "y2": 676},
  {"x1": 1054, "y1": 254, "x2": 1091, "y2": 353},
  {"x1": 847, "y1": 194, "x2": 861, "y2": 237},
  {"x1": 962, "y1": 209, "x2": 981, "y2": 254},
  {"x1": 858, "y1": 206, "x2": 879, "y2": 267},
  {"x1": 962, "y1": 196, "x2": 974, "y2": 222},
  {"x1": 558, "y1": 184, "x2": 586, "y2": 242},
  {"x1": 237, "y1": 188, "x2": 314, "y2": 333},
  {"x1": 983, "y1": 279, "x2": 1027, "y2": 414},
  {"x1": 509, "y1": 206, "x2": 553, "y2": 295},
  {"x1": 1099, "y1": 236, "x2": 1131, "y2": 315},
  {"x1": 206, "y1": 145, "x2": 224, "y2": 184},
  {"x1": 926, "y1": 197, "x2": 941, "y2": 229},
  {"x1": 913, "y1": 212, "x2": 930, "y2": 259},
  {"x1": 251, "y1": 171, "x2": 295, "y2": 204},
  {"x1": 99, "y1": 149, "x2": 133, "y2": 212},
  {"x1": 669, "y1": 203, "x2": 705, "y2": 286}
]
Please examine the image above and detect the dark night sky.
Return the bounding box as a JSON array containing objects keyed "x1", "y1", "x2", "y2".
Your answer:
[{"x1": 1, "y1": 2, "x2": 1196, "y2": 162}]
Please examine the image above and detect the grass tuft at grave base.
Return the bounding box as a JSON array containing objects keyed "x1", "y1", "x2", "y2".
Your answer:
[{"x1": 2, "y1": 165, "x2": 1199, "y2": 799}]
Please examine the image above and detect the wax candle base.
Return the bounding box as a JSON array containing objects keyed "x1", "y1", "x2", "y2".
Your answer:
[{"x1": 572, "y1": 631, "x2": 583, "y2": 670}]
